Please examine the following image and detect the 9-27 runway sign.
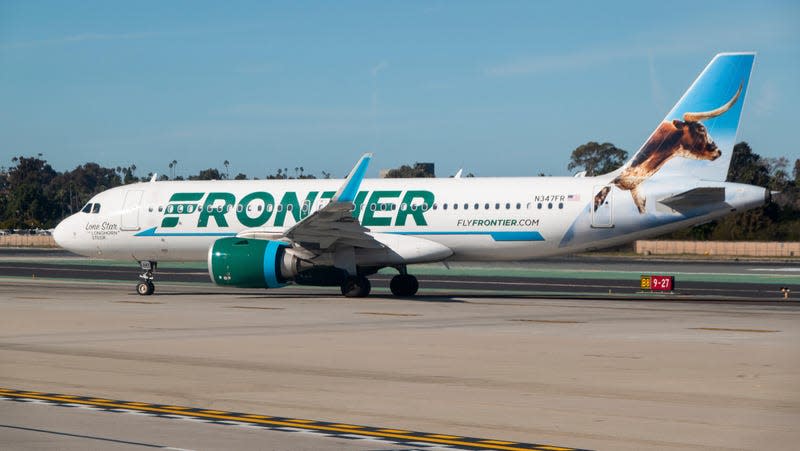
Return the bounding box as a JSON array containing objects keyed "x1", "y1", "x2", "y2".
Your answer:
[{"x1": 640, "y1": 275, "x2": 675, "y2": 291}]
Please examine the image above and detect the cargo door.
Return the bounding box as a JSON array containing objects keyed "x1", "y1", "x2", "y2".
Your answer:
[{"x1": 591, "y1": 185, "x2": 614, "y2": 228}]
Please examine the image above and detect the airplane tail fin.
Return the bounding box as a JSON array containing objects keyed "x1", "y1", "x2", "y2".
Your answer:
[{"x1": 615, "y1": 53, "x2": 755, "y2": 182}]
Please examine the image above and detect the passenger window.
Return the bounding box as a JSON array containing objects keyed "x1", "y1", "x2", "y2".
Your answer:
[
  {"x1": 158, "y1": 206, "x2": 163, "y2": 212},
  {"x1": 287, "y1": 204, "x2": 293, "y2": 212},
  {"x1": 82, "y1": 203, "x2": 92, "y2": 213},
  {"x1": 516, "y1": 203, "x2": 521, "y2": 209},
  {"x1": 148, "y1": 206, "x2": 153, "y2": 212},
  {"x1": 257, "y1": 204, "x2": 263, "y2": 212},
  {"x1": 526, "y1": 202, "x2": 531, "y2": 209},
  {"x1": 463, "y1": 203, "x2": 468, "y2": 210},
  {"x1": 370, "y1": 203, "x2": 377, "y2": 212},
  {"x1": 443, "y1": 203, "x2": 448, "y2": 210},
  {"x1": 548, "y1": 202, "x2": 553, "y2": 209},
  {"x1": 432, "y1": 203, "x2": 438, "y2": 210},
  {"x1": 92, "y1": 204, "x2": 101, "y2": 214},
  {"x1": 422, "y1": 203, "x2": 429, "y2": 211},
  {"x1": 558, "y1": 202, "x2": 564, "y2": 209},
  {"x1": 277, "y1": 204, "x2": 283, "y2": 212},
  {"x1": 453, "y1": 203, "x2": 458, "y2": 210},
  {"x1": 495, "y1": 203, "x2": 500, "y2": 210},
  {"x1": 537, "y1": 203, "x2": 542, "y2": 209},
  {"x1": 484, "y1": 203, "x2": 489, "y2": 210},
  {"x1": 505, "y1": 203, "x2": 511, "y2": 209}
]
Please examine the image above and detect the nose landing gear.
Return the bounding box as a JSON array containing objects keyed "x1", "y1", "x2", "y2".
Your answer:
[{"x1": 136, "y1": 261, "x2": 157, "y2": 296}]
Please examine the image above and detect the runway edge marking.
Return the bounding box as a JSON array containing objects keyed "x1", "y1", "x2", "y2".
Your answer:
[{"x1": 0, "y1": 387, "x2": 589, "y2": 451}]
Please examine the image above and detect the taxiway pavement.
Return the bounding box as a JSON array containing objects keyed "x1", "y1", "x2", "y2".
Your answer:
[{"x1": 1, "y1": 276, "x2": 799, "y2": 450}]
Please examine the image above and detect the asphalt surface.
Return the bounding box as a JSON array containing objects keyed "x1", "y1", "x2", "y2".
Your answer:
[
  {"x1": 1, "y1": 248, "x2": 797, "y2": 302},
  {"x1": 2, "y1": 278, "x2": 798, "y2": 450}
]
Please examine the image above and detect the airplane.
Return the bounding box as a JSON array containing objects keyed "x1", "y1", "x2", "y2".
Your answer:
[{"x1": 53, "y1": 52, "x2": 766, "y2": 297}]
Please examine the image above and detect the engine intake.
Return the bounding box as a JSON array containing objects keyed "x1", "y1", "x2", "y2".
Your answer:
[{"x1": 208, "y1": 237, "x2": 305, "y2": 288}]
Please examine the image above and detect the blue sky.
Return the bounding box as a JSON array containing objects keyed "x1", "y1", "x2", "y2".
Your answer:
[{"x1": 1, "y1": 1, "x2": 798, "y2": 179}]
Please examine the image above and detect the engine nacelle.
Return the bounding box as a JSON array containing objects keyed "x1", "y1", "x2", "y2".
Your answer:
[{"x1": 208, "y1": 237, "x2": 305, "y2": 288}]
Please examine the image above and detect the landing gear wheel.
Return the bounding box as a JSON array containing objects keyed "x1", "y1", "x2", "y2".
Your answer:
[
  {"x1": 136, "y1": 281, "x2": 154, "y2": 296},
  {"x1": 341, "y1": 276, "x2": 371, "y2": 297},
  {"x1": 137, "y1": 261, "x2": 157, "y2": 296},
  {"x1": 390, "y1": 274, "x2": 419, "y2": 297}
]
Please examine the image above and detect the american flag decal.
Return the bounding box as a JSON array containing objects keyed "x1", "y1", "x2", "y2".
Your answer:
[{"x1": 568, "y1": 194, "x2": 581, "y2": 201}]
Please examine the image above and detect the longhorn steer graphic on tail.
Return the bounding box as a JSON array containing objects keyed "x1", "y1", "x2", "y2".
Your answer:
[{"x1": 594, "y1": 84, "x2": 742, "y2": 214}]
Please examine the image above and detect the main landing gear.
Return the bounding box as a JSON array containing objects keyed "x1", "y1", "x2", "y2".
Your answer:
[
  {"x1": 341, "y1": 275, "x2": 371, "y2": 297},
  {"x1": 136, "y1": 261, "x2": 157, "y2": 296},
  {"x1": 390, "y1": 266, "x2": 419, "y2": 297}
]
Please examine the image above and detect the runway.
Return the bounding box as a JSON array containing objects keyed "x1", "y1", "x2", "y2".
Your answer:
[
  {"x1": 0, "y1": 249, "x2": 798, "y2": 301},
  {"x1": 1, "y1": 263, "x2": 799, "y2": 450}
]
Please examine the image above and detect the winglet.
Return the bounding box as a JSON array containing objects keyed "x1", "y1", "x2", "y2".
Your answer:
[{"x1": 333, "y1": 153, "x2": 372, "y2": 203}]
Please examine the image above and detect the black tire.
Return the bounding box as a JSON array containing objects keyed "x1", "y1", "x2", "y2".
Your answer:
[
  {"x1": 390, "y1": 274, "x2": 419, "y2": 297},
  {"x1": 136, "y1": 281, "x2": 154, "y2": 296},
  {"x1": 341, "y1": 276, "x2": 371, "y2": 297}
]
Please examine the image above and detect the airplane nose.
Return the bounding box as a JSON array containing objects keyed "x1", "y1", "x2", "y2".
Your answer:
[{"x1": 52, "y1": 218, "x2": 71, "y2": 249}]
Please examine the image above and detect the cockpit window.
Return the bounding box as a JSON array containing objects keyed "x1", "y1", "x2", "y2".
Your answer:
[
  {"x1": 91, "y1": 204, "x2": 101, "y2": 214},
  {"x1": 81, "y1": 203, "x2": 93, "y2": 213}
]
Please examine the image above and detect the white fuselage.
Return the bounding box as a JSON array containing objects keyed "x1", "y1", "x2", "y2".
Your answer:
[{"x1": 53, "y1": 176, "x2": 766, "y2": 264}]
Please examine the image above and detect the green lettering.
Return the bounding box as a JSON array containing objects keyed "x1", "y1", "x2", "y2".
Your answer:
[
  {"x1": 274, "y1": 191, "x2": 318, "y2": 226},
  {"x1": 351, "y1": 191, "x2": 369, "y2": 220},
  {"x1": 236, "y1": 192, "x2": 275, "y2": 227},
  {"x1": 198, "y1": 192, "x2": 236, "y2": 227},
  {"x1": 395, "y1": 190, "x2": 435, "y2": 226},
  {"x1": 362, "y1": 190, "x2": 401, "y2": 226}
]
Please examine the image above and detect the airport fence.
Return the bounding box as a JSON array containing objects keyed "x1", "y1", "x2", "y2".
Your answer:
[
  {"x1": 635, "y1": 240, "x2": 799, "y2": 257},
  {"x1": 0, "y1": 235, "x2": 58, "y2": 248}
]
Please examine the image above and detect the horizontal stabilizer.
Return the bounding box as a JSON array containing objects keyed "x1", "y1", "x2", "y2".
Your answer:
[{"x1": 658, "y1": 187, "x2": 725, "y2": 212}]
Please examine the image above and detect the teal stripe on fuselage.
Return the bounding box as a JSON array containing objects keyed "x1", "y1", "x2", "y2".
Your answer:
[
  {"x1": 391, "y1": 231, "x2": 544, "y2": 241},
  {"x1": 134, "y1": 227, "x2": 236, "y2": 237},
  {"x1": 134, "y1": 227, "x2": 544, "y2": 242}
]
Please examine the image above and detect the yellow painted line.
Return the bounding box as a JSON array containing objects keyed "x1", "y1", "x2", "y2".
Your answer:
[
  {"x1": 283, "y1": 418, "x2": 316, "y2": 424},
  {"x1": 482, "y1": 440, "x2": 518, "y2": 445},
  {"x1": 329, "y1": 424, "x2": 364, "y2": 429},
  {"x1": 161, "y1": 406, "x2": 189, "y2": 410},
  {"x1": 0, "y1": 389, "x2": 582, "y2": 451},
  {"x1": 428, "y1": 434, "x2": 462, "y2": 439},
  {"x1": 200, "y1": 410, "x2": 227, "y2": 414},
  {"x1": 378, "y1": 429, "x2": 411, "y2": 433},
  {"x1": 242, "y1": 414, "x2": 271, "y2": 419},
  {"x1": 89, "y1": 398, "x2": 112, "y2": 402},
  {"x1": 23, "y1": 391, "x2": 44, "y2": 395}
]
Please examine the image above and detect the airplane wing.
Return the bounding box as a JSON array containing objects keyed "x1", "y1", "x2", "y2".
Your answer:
[{"x1": 282, "y1": 153, "x2": 384, "y2": 251}]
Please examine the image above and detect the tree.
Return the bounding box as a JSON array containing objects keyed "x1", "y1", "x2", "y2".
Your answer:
[
  {"x1": 223, "y1": 160, "x2": 230, "y2": 180},
  {"x1": 794, "y1": 158, "x2": 800, "y2": 186},
  {"x1": 384, "y1": 163, "x2": 435, "y2": 178},
  {"x1": 567, "y1": 142, "x2": 628, "y2": 176},
  {"x1": 190, "y1": 168, "x2": 222, "y2": 180},
  {"x1": 727, "y1": 142, "x2": 769, "y2": 186}
]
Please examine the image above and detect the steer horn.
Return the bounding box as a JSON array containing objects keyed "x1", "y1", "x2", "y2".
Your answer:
[{"x1": 683, "y1": 83, "x2": 743, "y2": 122}]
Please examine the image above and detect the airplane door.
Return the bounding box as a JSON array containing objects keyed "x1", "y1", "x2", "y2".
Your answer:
[
  {"x1": 591, "y1": 185, "x2": 614, "y2": 228},
  {"x1": 120, "y1": 190, "x2": 144, "y2": 231}
]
